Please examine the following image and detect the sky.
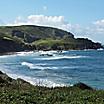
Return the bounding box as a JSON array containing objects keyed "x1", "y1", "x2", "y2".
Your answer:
[{"x1": 0, "y1": 0, "x2": 104, "y2": 44}]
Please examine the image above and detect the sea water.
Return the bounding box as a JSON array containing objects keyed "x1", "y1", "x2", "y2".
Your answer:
[{"x1": 0, "y1": 50, "x2": 104, "y2": 89}]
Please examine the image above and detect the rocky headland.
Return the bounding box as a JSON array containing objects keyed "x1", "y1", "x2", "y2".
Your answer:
[{"x1": 0, "y1": 25, "x2": 103, "y2": 53}]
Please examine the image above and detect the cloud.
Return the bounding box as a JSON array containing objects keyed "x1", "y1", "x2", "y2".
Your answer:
[
  {"x1": 92, "y1": 19, "x2": 104, "y2": 33},
  {"x1": 75, "y1": 19, "x2": 104, "y2": 36},
  {"x1": 75, "y1": 19, "x2": 104, "y2": 43},
  {"x1": 6, "y1": 14, "x2": 72, "y2": 31},
  {"x1": 93, "y1": 19, "x2": 104, "y2": 27}
]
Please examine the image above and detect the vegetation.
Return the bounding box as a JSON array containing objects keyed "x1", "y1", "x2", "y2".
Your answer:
[
  {"x1": 33, "y1": 38, "x2": 103, "y2": 50},
  {"x1": 0, "y1": 25, "x2": 103, "y2": 52},
  {"x1": 0, "y1": 71, "x2": 104, "y2": 104}
]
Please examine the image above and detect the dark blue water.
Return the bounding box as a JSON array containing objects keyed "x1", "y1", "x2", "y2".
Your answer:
[{"x1": 0, "y1": 50, "x2": 104, "y2": 89}]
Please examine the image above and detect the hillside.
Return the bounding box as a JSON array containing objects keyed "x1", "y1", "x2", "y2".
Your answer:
[
  {"x1": 0, "y1": 71, "x2": 104, "y2": 104},
  {"x1": 0, "y1": 25, "x2": 103, "y2": 52}
]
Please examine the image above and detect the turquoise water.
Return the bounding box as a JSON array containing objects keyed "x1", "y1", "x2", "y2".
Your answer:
[{"x1": 0, "y1": 50, "x2": 104, "y2": 89}]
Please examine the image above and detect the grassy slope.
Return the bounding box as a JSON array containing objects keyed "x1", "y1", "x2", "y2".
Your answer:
[
  {"x1": 0, "y1": 82, "x2": 104, "y2": 104},
  {"x1": 32, "y1": 38, "x2": 98, "y2": 50},
  {"x1": 0, "y1": 71, "x2": 104, "y2": 104}
]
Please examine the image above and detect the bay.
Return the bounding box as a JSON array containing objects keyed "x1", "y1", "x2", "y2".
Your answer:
[{"x1": 0, "y1": 50, "x2": 104, "y2": 89}]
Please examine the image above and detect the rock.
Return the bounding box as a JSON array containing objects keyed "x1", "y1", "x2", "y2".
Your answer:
[
  {"x1": 0, "y1": 71, "x2": 3, "y2": 74},
  {"x1": 73, "y1": 82, "x2": 93, "y2": 90}
]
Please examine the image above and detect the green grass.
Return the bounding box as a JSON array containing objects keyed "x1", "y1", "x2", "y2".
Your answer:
[
  {"x1": 33, "y1": 38, "x2": 64, "y2": 46},
  {"x1": 0, "y1": 84, "x2": 104, "y2": 104},
  {"x1": 32, "y1": 38, "x2": 84, "y2": 50},
  {"x1": 0, "y1": 71, "x2": 104, "y2": 104}
]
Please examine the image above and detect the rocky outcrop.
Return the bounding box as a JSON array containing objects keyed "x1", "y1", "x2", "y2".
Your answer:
[
  {"x1": 0, "y1": 38, "x2": 36, "y2": 53},
  {"x1": 73, "y1": 82, "x2": 93, "y2": 90},
  {"x1": 0, "y1": 38, "x2": 24, "y2": 53}
]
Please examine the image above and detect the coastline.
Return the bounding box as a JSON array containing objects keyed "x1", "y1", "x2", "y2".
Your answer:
[
  {"x1": 0, "y1": 48, "x2": 103, "y2": 55},
  {"x1": 0, "y1": 49, "x2": 104, "y2": 89}
]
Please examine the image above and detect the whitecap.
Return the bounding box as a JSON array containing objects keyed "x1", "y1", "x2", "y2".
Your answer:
[
  {"x1": 21, "y1": 62, "x2": 58, "y2": 70},
  {"x1": 37, "y1": 55, "x2": 86, "y2": 60},
  {"x1": 21, "y1": 62, "x2": 44, "y2": 70},
  {"x1": 38, "y1": 50, "x2": 58, "y2": 54},
  {"x1": 16, "y1": 51, "x2": 34, "y2": 56},
  {"x1": 0, "y1": 53, "x2": 19, "y2": 59},
  {"x1": 97, "y1": 48, "x2": 104, "y2": 51},
  {"x1": 0, "y1": 55, "x2": 10, "y2": 58}
]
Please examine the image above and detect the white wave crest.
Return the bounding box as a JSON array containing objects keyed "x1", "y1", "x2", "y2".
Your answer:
[
  {"x1": 97, "y1": 48, "x2": 104, "y2": 51},
  {"x1": 16, "y1": 51, "x2": 34, "y2": 56},
  {"x1": 37, "y1": 55, "x2": 86, "y2": 60},
  {"x1": 21, "y1": 62, "x2": 44, "y2": 70},
  {"x1": 0, "y1": 55, "x2": 10, "y2": 58},
  {"x1": 0, "y1": 54, "x2": 17, "y2": 58},
  {"x1": 21, "y1": 62, "x2": 58, "y2": 70}
]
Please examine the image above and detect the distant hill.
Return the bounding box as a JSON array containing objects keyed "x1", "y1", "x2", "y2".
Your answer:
[{"x1": 0, "y1": 25, "x2": 103, "y2": 52}]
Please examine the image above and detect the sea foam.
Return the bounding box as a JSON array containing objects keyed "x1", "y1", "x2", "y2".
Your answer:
[
  {"x1": 6, "y1": 72, "x2": 66, "y2": 87},
  {"x1": 37, "y1": 55, "x2": 86, "y2": 60}
]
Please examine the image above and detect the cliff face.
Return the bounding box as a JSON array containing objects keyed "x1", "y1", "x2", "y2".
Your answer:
[
  {"x1": 0, "y1": 38, "x2": 24, "y2": 53},
  {"x1": 0, "y1": 25, "x2": 103, "y2": 52}
]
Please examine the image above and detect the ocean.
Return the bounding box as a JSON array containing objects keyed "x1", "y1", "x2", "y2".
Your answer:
[{"x1": 0, "y1": 50, "x2": 104, "y2": 89}]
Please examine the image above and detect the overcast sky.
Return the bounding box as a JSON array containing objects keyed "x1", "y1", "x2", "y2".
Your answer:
[{"x1": 0, "y1": 0, "x2": 104, "y2": 44}]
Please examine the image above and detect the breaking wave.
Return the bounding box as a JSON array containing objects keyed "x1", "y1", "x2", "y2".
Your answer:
[
  {"x1": 37, "y1": 55, "x2": 87, "y2": 60},
  {"x1": 5, "y1": 73, "x2": 67, "y2": 87},
  {"x1": 21, "y1": 62, "x2": 58, "y2": 70}
]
